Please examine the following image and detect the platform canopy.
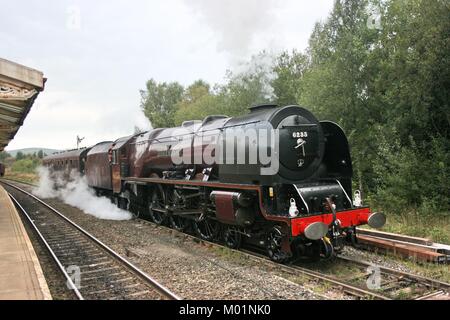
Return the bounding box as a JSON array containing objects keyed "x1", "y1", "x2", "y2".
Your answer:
[{"x1": 0, "y1": 58, "x2": 45, "y2": 152}]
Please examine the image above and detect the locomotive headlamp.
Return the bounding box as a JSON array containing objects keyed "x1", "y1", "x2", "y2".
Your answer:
[
  {"x1": 353, "y1": 190, "x2": 362, "y2": 207},
  {"x1": 289, "y1": 198, "x2": 299, "y2": 217}
]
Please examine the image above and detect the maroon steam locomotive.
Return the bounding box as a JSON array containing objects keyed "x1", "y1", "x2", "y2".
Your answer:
[{"x1": 43, "y1": 104, "x2": 385, "y2": 262}]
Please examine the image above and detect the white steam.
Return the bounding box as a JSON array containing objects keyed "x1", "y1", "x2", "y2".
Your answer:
[
  {"x1": 33, "y1": 167, "x2": 132, "y2": 221},
  {"x1": 133, "y1": 109, "x2": 153, "y2": 133},
  {"x1": 234, "y1": 52, "x2": 278, "y2": 100},
  {"x1": 186, "y1": 0, "x2": 280, "y2": 60}
]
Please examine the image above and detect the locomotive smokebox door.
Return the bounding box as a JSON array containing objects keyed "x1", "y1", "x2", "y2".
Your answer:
[
  {"x1": 272, "y1": 107, "x2": 325, "y2": 182},
  {"x1": 279, "y1": 124, "x2": 320, "y2": 171}
]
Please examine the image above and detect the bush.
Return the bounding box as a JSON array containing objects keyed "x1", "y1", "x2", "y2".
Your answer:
[
  {"x1": 11, "y1": 158, "x2": 41, "y2": 174},
  {"x1": 372, "y1": 136, "x2": 449, "y2": 215}
]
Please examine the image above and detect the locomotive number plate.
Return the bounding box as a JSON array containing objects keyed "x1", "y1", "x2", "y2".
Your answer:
[{"x1": 292, "y1": 131, "x2": 308, "y2": 138}]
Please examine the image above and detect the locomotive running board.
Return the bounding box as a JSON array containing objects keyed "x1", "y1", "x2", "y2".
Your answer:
[{"x1": 123, "y1": 177, "x2": 261, "y2": 190}]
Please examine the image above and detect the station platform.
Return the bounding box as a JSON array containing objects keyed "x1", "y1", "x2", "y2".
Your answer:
[{"x1": 0, "y1": 184, "x2": 52, "y2": 299}]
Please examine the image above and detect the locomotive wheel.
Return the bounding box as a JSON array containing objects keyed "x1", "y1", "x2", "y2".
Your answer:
[
  {"x1": 166, "y1": 189, "x2": 189, "y2": 231},
  {"x1": 170, "y1": 215, "x2": 189, "y2": 231},
  {"x1": 170, "y1": 216, "x2": 188, "y2": 231},
  {"x1": 148, "y1": 186, "x2": 167, "y2": 225},
  {"x1": 193, "y1": 216, "x2": 219, "y2": 241},
  {"x1": 223, "y1": 226, "x2": 242, "y2": 249},
  {"x1": 266, "y1": 226, "x2": 289, "y2": 263}
]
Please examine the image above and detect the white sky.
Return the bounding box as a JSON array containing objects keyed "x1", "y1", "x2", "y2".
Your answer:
[{"x1": 1, "y1": 0, "x2": 333, "y2": 151}]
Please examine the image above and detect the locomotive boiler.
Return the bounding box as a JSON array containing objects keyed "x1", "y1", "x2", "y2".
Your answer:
[{"x1": 44, "y1": 104, "x2": 385, "y2": 262}]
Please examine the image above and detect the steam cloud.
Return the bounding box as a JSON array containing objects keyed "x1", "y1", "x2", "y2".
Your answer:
[
  {"x1": 233, "y1": 52, "x2": 278, "y2": 100},
  {"x1": 186, "y1": 0, "x2": 280, "y2": 60},
  {"x1": 33, "y1": 167, "x2": 132, "y2": 221}
]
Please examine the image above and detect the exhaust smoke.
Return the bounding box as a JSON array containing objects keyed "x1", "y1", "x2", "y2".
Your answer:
[{"x1": 33, "y1": 167, "x2": 132, "y2": 221}]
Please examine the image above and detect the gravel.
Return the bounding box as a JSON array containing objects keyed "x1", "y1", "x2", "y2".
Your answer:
[
  {"x1": 17, "y1": 205, "x2": 78, "y2": 300},
  {"x1": 12, "y1": 183, "x2": 328, "y2": 300},
  {"x1": 11, "y1": 180, "x2": 445, "y2": 300},
  {"x1": 340, "y1": 246, "x2": 418, "y2": 273}
]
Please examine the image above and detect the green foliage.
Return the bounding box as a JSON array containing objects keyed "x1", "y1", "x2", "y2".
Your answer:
[
  {"x1": 173, "y1": 52, "x2": 281, "y2": 126},
  {"x1": 380, "y1": 209, "x2": 450, "y2": 243},
  {"x1": 15, "y1": 151, "x2": 24, "y2": 160},
  {"x1": 140, "y1": 79, "x2": 184, "y2": 128},
  {"x1": 140, "y1": 0, "x2": 449, "y2": 217},
  {"x1": 373, "y1": 137, "x2": 449, "y2": 213},
  {"x1": 173, "y1": 80, "x2": 222, "y2": 125},
  {"x1": 272, "y1": 50, "x2": 308, "y2": 106},
  {"x1": 11, "y1": 158, "x2": 41, "y2": 174},
  {"x1": 221, "y1": 52, "x2": 277, "y2": 114},
  {"x1": 297, "y1": 0, "x2": 449, "y2": 213},
  {"x1": 0, "y1": 151, "x2": 10, "y2": 162}
]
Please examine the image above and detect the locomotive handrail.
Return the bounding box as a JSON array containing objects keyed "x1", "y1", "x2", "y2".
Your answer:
[
  {"x1": 293, "y1": 184, "x2": 310, "y2": 214},
  {"x1": 335, "y1": 179, "x2": 353, "y2": 208}
]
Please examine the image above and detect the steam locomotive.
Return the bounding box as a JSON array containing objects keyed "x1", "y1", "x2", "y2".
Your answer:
[{"x1": 43, "y1": 104, "x2": 385, "y2": 262}]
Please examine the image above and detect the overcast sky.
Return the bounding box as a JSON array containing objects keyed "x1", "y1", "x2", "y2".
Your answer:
[{"x1": 1, "y1": 0, "x2": 333, "y2": 151}]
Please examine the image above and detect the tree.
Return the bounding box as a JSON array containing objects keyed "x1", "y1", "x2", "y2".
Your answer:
[
  {"x1": 223, "y1": 52, "x2": 278, "y2": 114},
  {"x1": 140, "y1": 79, "x2": 184, "y2": 128},
  {"x1": 0, "y1": 151, "x2": 10, "y2": 162},
  {"x1": 298, "y1": 0, "x2": 449, "y2": 211},
  {"x1": 299, "y1": 0, "x2": 384, "y2": 193},
  {"x1": 272, "y1": 50, "x2": 309, "y2": 106},
  {"x1": 16, "y1": 151, "x2": 24, "y2": 160},
  {"x1": 173, "y1": 80, "x2": 223, "y2": 125},
  {"x1": 37, "y1": 150, "x2": 44, "y2": 159},
  {"x1": 137, "y1": 0, "x2": 449, "y2": 214}
]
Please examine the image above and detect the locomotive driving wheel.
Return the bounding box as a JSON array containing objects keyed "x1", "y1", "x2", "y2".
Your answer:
[
  {"x1": 266, "y1": 226, "x2": 289, "y2": 263},
  {"x1": 170, "y1": 213, "x2": 189, "y2": 231},
  {"x1": 193, "y1": 214, "x2": 219, "y2": 241},
  {"x1": 167, "y1": 189, "x2": 189, "y2": 231},
  {"x1": 223, "y1": 226, "x2": 242, "y2": 249},
  {"x1": 148, "y1": 185, "x2": 168, "y2": 225}
]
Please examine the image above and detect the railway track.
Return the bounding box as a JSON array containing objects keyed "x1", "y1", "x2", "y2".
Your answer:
[
  {"x1": 1, "y1": 180, "x2": 180, "y2": 300},
  {"x1": 136, "y1": 218, "x2": 450, "y2": 300},
  {"x1": 355, "y1": 228, "x2": 450, "y2": 263},
  {"x1": 2, "y1": 178, "x2": 449, "y2": 300},
  {"x1": 335, "y1": 256, "x2": 450, "y2": 300},
  {"x1": 132, "y1": 219, "x2": 450, "y2": 300},
  {"x1": 238, "y1": 245, "x2": 449, "y2": 300}
]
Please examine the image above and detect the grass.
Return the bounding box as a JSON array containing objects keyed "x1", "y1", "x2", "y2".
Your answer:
[
  {"x1": 3, "y1": 168, "x2": 39, "y2": 184},
  {"x1": 210, "y1": 245, "x2": 249, "y2": 264},
  {"x1": 372, "y1": 210, "x2": 450, "y2": 244},
  {"x1": 398, "y1": 256, "x2": 450, "y2": 283}
]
